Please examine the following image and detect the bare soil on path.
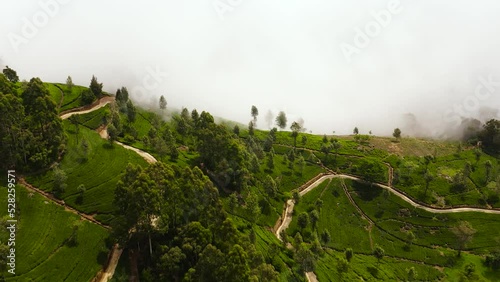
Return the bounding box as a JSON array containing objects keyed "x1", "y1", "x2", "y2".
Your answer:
[
  {"x1": 60, "y1": 96, "x2": 114, "y2": 120},
  {"x1": 34, "y1": 100, "x2": 500, "y2": 282},
  {"x1": 273, "y1": 172, "x2": 500, "y2": 281}
]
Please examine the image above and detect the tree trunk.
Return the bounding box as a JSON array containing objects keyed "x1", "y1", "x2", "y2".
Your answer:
[{"x1": 149, "y1": 233, "x2": 153, "y2": 258}]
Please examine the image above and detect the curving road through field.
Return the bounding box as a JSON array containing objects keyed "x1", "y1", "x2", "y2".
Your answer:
[
  {"x1": 59, "y1": 97, "x2": 158, "y2": 281},
  {"x1": 60, "y1": 97, "x2": 156, "y2": 281},
  {"x1": 60, "y1": 96, "x2": 114, "y2": 119},
  {"x1": 274, "y1": 173, "x2": 500, "y2": 281},
  {"x1": 57, "y1": 98, "x2": 500, "y2": 282}
]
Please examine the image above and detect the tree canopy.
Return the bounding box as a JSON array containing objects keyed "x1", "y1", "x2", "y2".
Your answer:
[
  {"x1": 275, "y1": 111, "x2": 287, "y2": 130},
  {"x1": 0, "y1": 76, "x2": 64, "y2": 171}
]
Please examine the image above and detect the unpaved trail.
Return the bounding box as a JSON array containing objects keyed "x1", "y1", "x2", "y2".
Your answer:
[
  {"x1": 98, "y1": 126, "x2": 157, "y2": 164},
  {"x1": 305, "y1": 272, "x2": 318, "y2": 282},
  {"x1": 60, "y1": 96, "x2": 114, "y2": 120},
  {"x1": 57, "y1": 98, "x2": 155, "y2": 281},
  {"x1": 95, "y1": 244, "x2": 123, "y2": 282},
  {"x1": 54, "y1": 100, "x2": 500, "y2": 281},
  {"x1": 275, "y1": 199, "x2": 295, "y2": 240},
  {"x1": 273, "y1": 172, "x2": 500, "y2": 281}
]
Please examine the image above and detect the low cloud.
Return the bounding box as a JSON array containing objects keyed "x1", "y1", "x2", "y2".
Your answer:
[{"x1": 2, "y1": 0, "x2": 500, "y2": 137}]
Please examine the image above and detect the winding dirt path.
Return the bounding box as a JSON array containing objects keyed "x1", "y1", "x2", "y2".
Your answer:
[
  {"x1": 57, "y1": 98, "x2": 155, "y2": 282},
  {"x1": 60, "y1": 99, "x2": 157, "y2": 281},
  {"x1": 60, "y1": 96, "x2": 114, "y2": 119},
  {"x1": 98, "y1": 126, "x2": 157, "y2": 164},
  {"x1": 94, "y1": 245, "x2": 123, "y2": 282},
  {"x1": 51, "y1": 102, "x2": 500, "y2": 281},
  {"x1": 19, "y1": 96, "x2": 159, "y2": 282},
  {"x1": 273, "y1": 172, "x2": 500, "y2": 281}
]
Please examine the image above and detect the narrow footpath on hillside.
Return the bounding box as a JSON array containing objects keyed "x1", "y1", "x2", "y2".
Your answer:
[
  {"x1": 60, "y1": 96, "x2": 114, "y2": 119},
  {"x1": 60, "y1": 97, "x2": 158, "y2": 282},
  {"x1": 17, "y1": 97, "x2": 158, "y2": 282},
  {"x1": 273, "y1": 171, "x2": 500, "y2": 281},
  {"x1": 21, "y1": 97, "x2": 500, "y2": 282}
]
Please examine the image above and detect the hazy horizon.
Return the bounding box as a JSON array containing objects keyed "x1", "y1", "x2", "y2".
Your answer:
[{"x1": 2, "y1": 0, "x2": 500, "y2": 136}]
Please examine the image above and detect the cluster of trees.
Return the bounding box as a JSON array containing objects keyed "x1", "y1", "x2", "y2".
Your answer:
[
  {"x1": 112, "y1": 162, "x2": 279, "y2": 281},
  {"x1": 478, "y1": 119, "x2": 500, "y2": 154},
  {"x1": 0, "y1": 69, "x2": 64, "y2": 171},
  {"x1": 81, "y1": 75, "x2": 104, "y2": 105},
  {"x1": 320, "y1": 135, "x2": 342, "y2": 164},
  {"x1": 195, "y1": 111, "x2": 253, "y2": 191},
  {"x1": 107, "y1": 87, "x2": 140, "y2": 144}
]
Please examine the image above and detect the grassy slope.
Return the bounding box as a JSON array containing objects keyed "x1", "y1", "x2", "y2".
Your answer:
[
  {"x1": 392, "y1": 149, "x2": 500, "y2": 208},
  {"x1": 222, "y1": 152, "x2": 325, "y2": 228},
  {"x1": 286, "y1": 176, "x2": 500, "y2": 280},
  {"x1": 44, "y1": 83, "x2": 63, "y2": 108},
  {"x1": 347, "y1": 179, "x2": 500, "y2": 279},
  {"x1": 75, "y1": 104, "x2": 110, "y2": 130},
  {"x1": 0, "y1": 186, "x2": 109, "y2": 281},
  {"x1": 27, "y1": 121, "x2": 147, "y2": 224},
  {"x1": 348, "y1": 179, "x2": 500, "y2": 254}
]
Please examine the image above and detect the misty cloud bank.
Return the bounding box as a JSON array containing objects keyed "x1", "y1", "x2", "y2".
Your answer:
[{"x1": 1, "y1": 0, "x2": 500, "y2": 137}]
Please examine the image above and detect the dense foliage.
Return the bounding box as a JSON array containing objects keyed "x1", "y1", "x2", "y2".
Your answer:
[
  {"x1": 0, "y1": 72, "x2": 64, "y2": 171},
  {"x1": 112, "y1": 162, "x2": 278, "y2": 281}
]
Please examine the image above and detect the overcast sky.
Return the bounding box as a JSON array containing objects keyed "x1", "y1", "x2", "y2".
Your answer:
[{"x1": 2, "y1": 0, "x2": 500, "y2": 136}]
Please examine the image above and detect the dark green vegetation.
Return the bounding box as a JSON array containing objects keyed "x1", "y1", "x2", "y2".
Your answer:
[
  {"x1": 0, "y1": 76, "x2": 64, "y2": 171},
  {"x1": 287, "y1": 177, "x2": 500, "y2": 281},
  {"x1": 0, "y1": 186, "x2": 109, "y2": 281},
  {"x1": 1, "y1": 67, "x2": 499, "y2": 281},
  {"x1": 27, "y1": 119, "x2": 147, "y2": 224},
  {"x1": 391, "y1": 148, "x2": 500, "y2": 208}
]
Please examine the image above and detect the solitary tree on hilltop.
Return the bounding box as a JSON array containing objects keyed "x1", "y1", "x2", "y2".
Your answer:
[
  {"x1": 66, "y1": 76, "x2": 74, "y2": 92},
  {"x1": 89, "y1": 75, "x2": 103, "y2": 98},
  {"x1": 3, "y1": 66, "x2": 19, "y2": 83},
  {"x1": 290, "y1": 121, "x2": 302, "y2": 148},
  {"x1": 159, "y1": 95, "x2": 167, "y2": 112},
  {"x1": 275, "y1": 111, "x2": 287, "y2": 130},
  {"x1": 451, "y1": 221, "x2": 476, "y2": 257},
  {"x1": 353, "y1": 127, "x2": 359, "y2": 135},
  {"x1": 251, "y1": 105, "x2": 259, "y2": 123},
  {"x1": 393, "y1": 128, "x2": 402, "y2": 139}
]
